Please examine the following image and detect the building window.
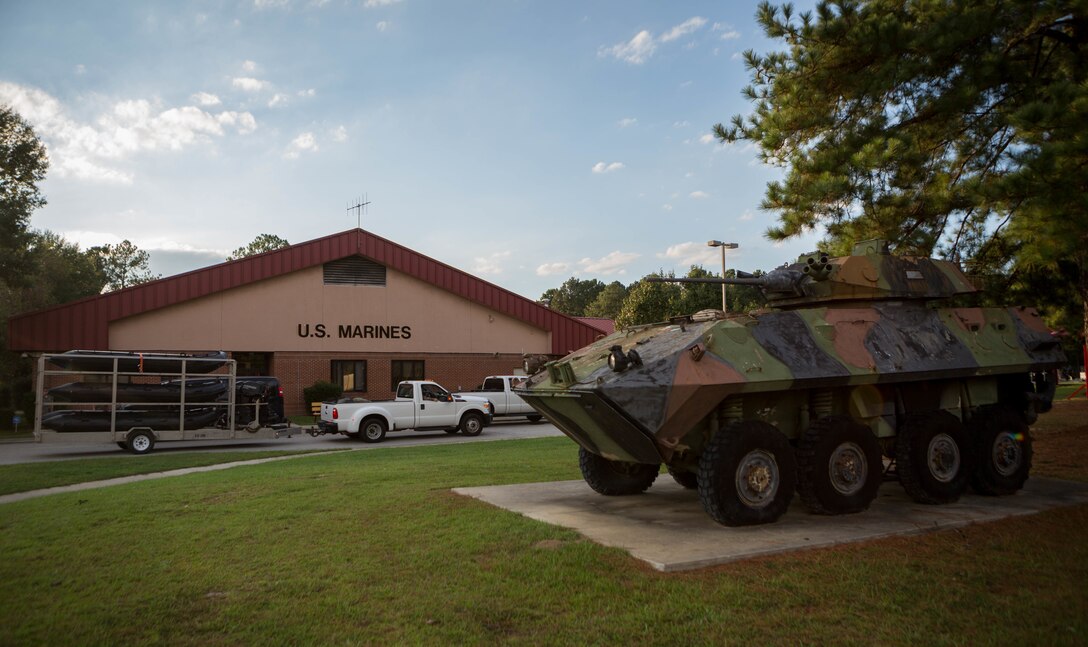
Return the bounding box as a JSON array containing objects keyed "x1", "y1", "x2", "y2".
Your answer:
[
  {"x1": 332, "y1": 360, "x2": 367, "y2": 392},
  {"x1": 234, "y1": 352, "x2": 271, "y2": 376},
  {"x1": 391, "y1": 360, "x2": 425, "y2": 390}
]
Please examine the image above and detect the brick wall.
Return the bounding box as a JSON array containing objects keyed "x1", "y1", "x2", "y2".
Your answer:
[{"x1": 273, "y1": 351, "x2": 538, "y2": 416}]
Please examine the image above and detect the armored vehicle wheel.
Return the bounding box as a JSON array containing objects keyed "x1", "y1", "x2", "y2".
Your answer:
[
  {"x1": 896, "y1": 411, "x2": 972, "y2": 504},
  {"x1": 797, "y1": 416, "x2": 883, "y2": 515},
  {"x1": 361, "y1": 418, "x2": 387, "y2": 443},
  {"x1": 970, "y1": 406, "x2": 1032, "y2": 495},
  {"x1": 460, "y1": 412, "x2": 484, "y2": 436},
  {"x1": 697, "y1": 421, "x2": 797, "y2": 526},
  {"x1": 126, "y1": 430, "x2": 155, "y2": 455},
  {"x1": 579, "y1": 447, "x2": 658, "y2": 495},
  {"x1": 667, "y1": 467, "x2": 698, "y2": 489}
]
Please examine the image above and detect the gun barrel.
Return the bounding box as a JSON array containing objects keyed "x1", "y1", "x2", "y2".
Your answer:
[{"x1": 644, "y1": 277, "x2": 765, "y2": 286}]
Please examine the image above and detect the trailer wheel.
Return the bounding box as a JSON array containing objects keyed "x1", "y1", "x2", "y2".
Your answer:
[
  {"x1": 459, "y1": 412, "x2": 484, "y2": 436},
  {"x1": 970, "y1": 405, "x2": 1032, "y2": 495},
  {"x1": 126, "y1": 430, "x2": 155, "y2": 455},
  {"x1": 698, "y1": 421, "x2": 796, "y2": 526},
  {"x1": 797, "y1": 416, "x2": 883, "y2": 515},
  {"x1": 360, "y1": 418, "x2": 386, "y2": 443},
  {"x1": 579, "y1": 447, "x2": 658, "y2": 495},
  {"x1": 667, "y1": 466, "x2": 699, "y2": 489},
  {"x1": 897, "y1": 411, "x2": 972, "y2": 504}
]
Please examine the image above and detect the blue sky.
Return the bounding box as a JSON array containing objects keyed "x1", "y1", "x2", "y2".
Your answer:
[{"x1": 1, "y1": 0, "x2": 822, "y2": 301}]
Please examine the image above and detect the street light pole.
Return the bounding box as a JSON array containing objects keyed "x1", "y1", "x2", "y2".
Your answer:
[{"x1": 707, "y1": 240, "x2": 739, "y2": 314}]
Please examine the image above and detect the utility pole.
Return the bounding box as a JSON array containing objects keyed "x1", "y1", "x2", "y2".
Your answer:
[{"x1": 707, "y1": 240, "x2": 739, "y2": 313}]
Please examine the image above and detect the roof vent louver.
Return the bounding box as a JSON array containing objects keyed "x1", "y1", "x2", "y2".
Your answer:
[{"x1": 323, "y1": 256, "x2": 387, "y2": 286}]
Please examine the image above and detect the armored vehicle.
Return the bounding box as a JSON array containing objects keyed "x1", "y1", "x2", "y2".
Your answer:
[{"x1": 517, "y1": 240, "x2": 1064, "y2": 526}]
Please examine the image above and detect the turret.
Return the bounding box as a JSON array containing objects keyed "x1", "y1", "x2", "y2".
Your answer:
[{"x1": 649, "y1": 239, "x2": 977, "y2": 309}]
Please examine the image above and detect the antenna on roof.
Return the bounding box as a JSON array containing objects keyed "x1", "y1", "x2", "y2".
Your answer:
[{"x1": 347, "y1": 194, "x2": 371, "y2": 229}]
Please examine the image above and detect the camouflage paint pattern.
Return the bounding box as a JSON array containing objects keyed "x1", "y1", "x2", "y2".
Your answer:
[{"x1": 518, "y1": 241, "x2": 1065, "y2": 467}]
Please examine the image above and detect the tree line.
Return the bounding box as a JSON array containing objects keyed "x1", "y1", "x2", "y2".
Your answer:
[{"x1": 539, "y1": 268, "x2": 767, "y2": 328}]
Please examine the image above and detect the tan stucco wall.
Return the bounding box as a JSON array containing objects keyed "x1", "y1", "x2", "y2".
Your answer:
[{"x1": 109, "y1": 266, "x2": 551, "y2": 354}]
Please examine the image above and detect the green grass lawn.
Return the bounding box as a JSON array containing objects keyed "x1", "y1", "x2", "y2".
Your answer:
[
  {"x1": 0, "y1": 450, "x2": 342, "y2": 496},
  {"x1": 1, "y1": 435, "x2": 1086, "y2": 645}
]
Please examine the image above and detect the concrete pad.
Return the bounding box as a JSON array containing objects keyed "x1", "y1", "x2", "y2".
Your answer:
[{"x1": 454, "y1": 477, "x2": 1088, "y2": 571}]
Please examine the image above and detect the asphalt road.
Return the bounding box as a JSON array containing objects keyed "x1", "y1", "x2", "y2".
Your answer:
[{"x1": 0, "y1": 418, "x2": 565, "y2": 465}]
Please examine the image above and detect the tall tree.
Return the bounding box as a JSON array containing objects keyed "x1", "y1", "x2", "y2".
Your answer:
[
  {"x1": 719, "y1": 1, "x2": 1087, "y2": 343},
  {"x1": 0, "y1": 105, "x2": 48, "y2": 288},
  {"x1": 583, "y1": 281, "x2": 629, "y2": 319},
  {"x1": 91, "y1": 240, "x2": 159, "y2": 291},
  {"x1": 227, "y1": 233, "x2": 290, "y2": 260},
  {"x1": 539, "y1": 277, "x2": 606, "y2": 317},
  {"x1": 615, "y1": 274, "x2": 680, "y2": 328}
]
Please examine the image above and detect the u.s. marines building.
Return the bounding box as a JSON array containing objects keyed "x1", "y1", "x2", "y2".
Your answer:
[{"x1": 8, "y1": 229, "x2": 607, "y2": 415}]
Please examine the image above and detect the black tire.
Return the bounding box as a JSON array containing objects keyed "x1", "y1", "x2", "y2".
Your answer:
[
  {"x1": 459, "y1": 412, "x2": 484, "y2": 436},
  {"x1": 116, "y1": 442, "x2": 128, "y2": 450},
  {"x1": 697, "y1": 421, "x2": 797, "y2": 526},
  {"x1": 796, "y1": 416, "x2": 883, "y2": 515},
  {"x1": 360, "y1": 418, "x2": 387, "y2": 443},
  {"x1": 126, "y1": 430, "x2": 155, "y2": 455},
  {"x1": 579, "y1": 447, "x2": 658, "y2": 495},
  {"x1": 970, "y1": 405, "x2": 1032, "y2": 495},
  {"x1": 667, "y1": 466, "x2": 699, "y2": 490},
  {"x1": 526, "y1": 414, "x2": 543, "y2": 423},
  {"x1": 896, "y1": 411, "x2": 972, "y2": 504}
]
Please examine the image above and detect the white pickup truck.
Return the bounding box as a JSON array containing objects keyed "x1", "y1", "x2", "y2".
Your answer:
[
  {"x1": 454, "y1": 375, "x2": 542, "y2": 422},
  {"x1": 318, "y1": 380, "x2": 492, "y2": 442}
]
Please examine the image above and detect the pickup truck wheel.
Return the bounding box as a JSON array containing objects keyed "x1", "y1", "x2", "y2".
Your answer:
[
  {"x1": 361, "y1": 418, "x2": 387, "y2": 443},
  {"x1": 459, "y1": 412, "x2": 484, "y2": 436},
  {"x1": 527, "y1": 414, "x2": 543, "y2": 423}
]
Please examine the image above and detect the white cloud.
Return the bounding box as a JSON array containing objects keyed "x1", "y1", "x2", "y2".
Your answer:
[
  {"x1": 617, "y1": 117, "x2": 637, "y2": 128},
  {"x1": 662, "y1": 204, "x2": 673, "y2": 211},
  {"x1": 331, "y1": 125, "x2": 348, "y2": 142},
  {"x1": 690, "y1": 190, "x2": 710, "y2": 199},
  {"x1": 600, "y1": 30, "x2": 655, "y2": 64},
  {"x1": 473, "y1": 251, "x2": 512, "y2": 275},
  {"x1": 242, "y1": 60, "x2": 258, "y2": 72},
  {"x1": 657, "y1": 242, "x2": 720, "y2": 267},
  {"x1": 740, "y1": 210, "x2": 755, "y2": 221},
  {"x1": 660, "y1": 17, "x2": 707, "y2": 43},
  {"x1": 253, "y1": 0, "x2": 290, "y2": 8},
  {"x1": 191, "y1": 92, "x2": 221, "y2": 106},
  {"x1": 536, "y1": 262, "x2": 570, "y2": 276},
  {"x1": 579, "y1": 251, "x2": 639, "y2": 275},
  {"x1": 673, "y1": 120, "x2": 690, "y2": 128},
  {"x1": 283, "y1": 131, "x2": 318, "y2": 159},
  {"x1": 713, "y1": 22, "x2": 741, "y2": 40},
  {"x1": 232, "y1": 77, "x2": 267, "y2": 92},
  {"x1": 699, "y1": 133, "x2": 715, "y2": 144},
  {"x1": 0, "y1": 82, "x2": 256, "y2": 184},
  {"x1": 74, "y1": 64, "x2": 86, "y2": 75},
  {"x1": 298, "y1": 88, "x2": 315, "y2": 97},
  {"x1": 376, "y1": 21, "x2": 390, "y2": 31},
  {"x1": 364, "y1": 0, "x2": 402, "y2": 6},
  {"x1": 591, "y1": 161, "x2": 624, "y2": 174},
  {"x1": 269, "y1": 93, "x2": 289, "y2": 107}
]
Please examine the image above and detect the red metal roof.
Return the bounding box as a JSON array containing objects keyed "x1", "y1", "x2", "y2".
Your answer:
[
  {"x1": 575, "y1": 317, "x2": 616, "y2": 336},
  {"x1": 8, "y1": 228, "x2": 601, "y2": 356}
]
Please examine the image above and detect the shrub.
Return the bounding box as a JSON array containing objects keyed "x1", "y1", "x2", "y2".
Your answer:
[{"x1": 303, "y1": 380, "x2": 342, "y2": 404}]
